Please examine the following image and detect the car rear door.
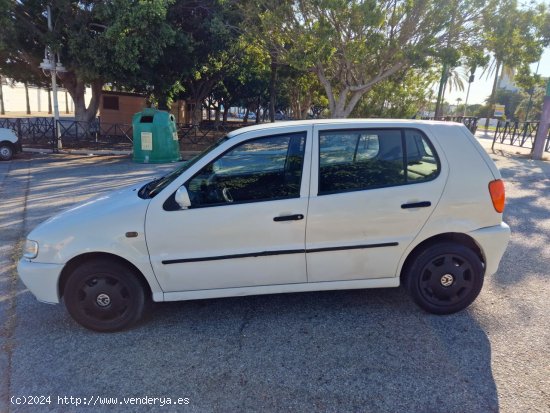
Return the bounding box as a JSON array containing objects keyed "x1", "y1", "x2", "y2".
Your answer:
[{"x1": 305, "y1": 124, "x2": 448, "y2": 282}]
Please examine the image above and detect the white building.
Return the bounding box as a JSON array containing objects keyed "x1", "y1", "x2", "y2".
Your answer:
[
  {"x1": 0, "y1": 78, "x2": 91, "y2": 116},
  {"x1": 497, "y1": 66, "x2": 519, "y2": 93}
]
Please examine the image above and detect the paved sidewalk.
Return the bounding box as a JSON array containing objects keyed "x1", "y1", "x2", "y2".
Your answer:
[{"x1": 475, "y1": 129, "x2": 550, "y2": 161}]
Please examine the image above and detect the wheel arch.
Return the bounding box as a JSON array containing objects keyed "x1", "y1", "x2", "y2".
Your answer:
[
  {"x1": 58, "y1": 252, "x2": 153, "y2": 300},
  {"x1": 400, "y1": 232, "x2": 485, "y2": 283}
]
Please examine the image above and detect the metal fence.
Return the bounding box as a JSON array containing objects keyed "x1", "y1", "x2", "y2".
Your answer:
[
  {"x1": 0, "y1": 117, "x2": 242, "y2": 152},
  {"x1": 10, "y1": 116, "x2": 547, "y2": 154},
  {"x1": 420, "y1": 116, "x2": 479, "y2": 134},
  {"x1": 491, "y1": 120, "x2": 550, "y2": 153}
]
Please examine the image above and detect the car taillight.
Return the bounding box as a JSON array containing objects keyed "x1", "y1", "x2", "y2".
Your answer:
[{"x1": 489, "y1": 179, "x2": 505, "y2": 213}]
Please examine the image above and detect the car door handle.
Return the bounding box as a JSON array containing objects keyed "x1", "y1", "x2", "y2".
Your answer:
[
  {"x1": 401, "y1": 201, "x2": 431, "y2": 209},
  {"x1": 273, "y1": 214, "x2": 304, "y2": 222}
]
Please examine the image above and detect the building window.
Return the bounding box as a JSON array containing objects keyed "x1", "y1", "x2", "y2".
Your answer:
[{"x1": 103, "y1": 96, "x2": 119, "y2": 110}]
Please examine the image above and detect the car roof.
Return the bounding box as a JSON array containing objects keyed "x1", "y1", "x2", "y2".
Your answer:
[{"x1": 226, "y1": 119, "x2": 463, "y2": 137}]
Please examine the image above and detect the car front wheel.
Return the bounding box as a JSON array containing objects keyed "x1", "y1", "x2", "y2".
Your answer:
[
  {"x1": 405, "y1": 242, "x2": 484, "y2": 315},
  {"x1": 0, "y1": 143, "x2": 14, "y2": 161},
  {"x1": 64, "y1": 259, "x2": 147, "y2": 332}
]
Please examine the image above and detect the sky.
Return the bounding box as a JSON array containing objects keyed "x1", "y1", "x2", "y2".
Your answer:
[{"x1": 445, "y1": 47, "x2": 550, "y2": 106}]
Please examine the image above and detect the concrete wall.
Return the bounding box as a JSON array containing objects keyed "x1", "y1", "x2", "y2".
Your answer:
[{"x1": 0, "y1": 80, "x2": 91, "y2": 115}]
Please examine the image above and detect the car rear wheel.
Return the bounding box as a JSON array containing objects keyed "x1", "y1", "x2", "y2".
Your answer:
[
  {"x1": 0, "y1": 143, "x2": 14, "y2": 161},
  {"x1": 405, "y1": 242, "x2": 484, "y2": 314},
  {"x1": 64, "y1": 259, "x2": 146, "y2": 332}
]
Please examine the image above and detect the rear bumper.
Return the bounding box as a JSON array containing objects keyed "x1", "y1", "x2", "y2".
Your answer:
[
  {"x1": 468, "y1": 222, "x2": 511, "y2": 276},
  {"x1": 18, "y1": 259, "x2": 63, "y2": 304}
]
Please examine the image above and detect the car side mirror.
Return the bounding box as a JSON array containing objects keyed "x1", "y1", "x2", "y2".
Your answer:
[{"x1": 175, "y1": 186, "x2": 192, "y2": 210}]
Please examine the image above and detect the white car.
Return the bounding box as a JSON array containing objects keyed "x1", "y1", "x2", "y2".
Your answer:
[
  {"x1": 18, "y1": 120, "x2": 511, "y2": 331},
  {"x1": 0, "y1": 127, "x2": 22, "y2": 161}
]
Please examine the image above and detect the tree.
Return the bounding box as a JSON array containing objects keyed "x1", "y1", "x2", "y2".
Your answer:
[
  {"x1": 241, "y1": 1, "x2": 295, "y2": 122},
  {"x1": 257, "y1": 0, "x2": 485, "y2": 118},
  {"x1": 277, "y1": 69, "x2": 327, "y2": 119},
  {"x1": 514, "y1": 69, "x2": 548, "y2": 121},
  {"x1": 351, "y1": 68, "x2": 439, "y2": 118},
  {"x1": 2, "y1": 1, "x2": 175, "y2": 122},
  {"x1": 481, "y1": 0, "x2": 549, "y2": 127},
  {"x1": 164, "y1": 0, "x2": 243, "y2": 125}
]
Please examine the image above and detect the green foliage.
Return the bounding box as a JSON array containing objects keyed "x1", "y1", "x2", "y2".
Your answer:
[
  {"x1": 1, "y1": 0, "x2": 177, "y2": 119},
  {"x1": 480, "y1": 0, "x2": 548, "y2": 123},
  {"x1": 0, "y1": 0, "x2": 14, "y2": 53},
  {"x1": 58, "y1": 0, "x2": 175, "y2": 82},
  {"x1": 209, "y1": 39, "x2": 271, "y2": 117},
  {"x1": 486, "y1": 89, "x2": 523, "y2": 120},
  {"x1": 514, "y1": 77, "x2": 548, "y2": 121},
  {"x1": 249, "y1": 0, "x2": 487, "y2": 118},
  {"x1": 352, "y1": 68, "x2": 439, "y2": 118}
]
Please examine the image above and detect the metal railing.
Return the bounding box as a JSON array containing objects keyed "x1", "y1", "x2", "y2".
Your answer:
[
  {"x1": 491, "y1": 120, "x2": 550, "y2": 153},
  {"x1": 0, "y1": 117, "x2": 237, "y2": 152},
  {"x1": 420, "y1": 116, "x2": 478, "y2": 134}
]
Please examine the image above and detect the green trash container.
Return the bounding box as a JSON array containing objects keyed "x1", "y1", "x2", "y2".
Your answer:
[{"x1": 132, "y1": 108, "x2": 181, "y2": 163}]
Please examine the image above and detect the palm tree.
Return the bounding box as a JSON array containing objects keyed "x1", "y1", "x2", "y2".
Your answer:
[{"x1": 455, "y1": 98, "x2": 463, "y2": 115}]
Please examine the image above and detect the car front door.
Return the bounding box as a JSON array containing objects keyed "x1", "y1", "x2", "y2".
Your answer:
[
  {"x1": 146, "y1": 127, "x2": 312, "y2": 292},
  {"x1": 305, "y1": 124, "x2": 447, "y2": 282}
]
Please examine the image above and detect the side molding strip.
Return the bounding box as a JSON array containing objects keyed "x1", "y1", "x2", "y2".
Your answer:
[{"x1": 162, "y1": 242, "x2": 398, "y2": 265}]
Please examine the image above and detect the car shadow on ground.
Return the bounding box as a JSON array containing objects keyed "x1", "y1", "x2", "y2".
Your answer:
[{"x1": 12, "y1": 286, "x2": 499, "y2": 413}]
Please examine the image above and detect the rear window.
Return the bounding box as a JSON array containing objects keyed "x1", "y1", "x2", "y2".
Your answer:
[{"x1": 318, "y1": 128, "x2": 439, "y2": 195}]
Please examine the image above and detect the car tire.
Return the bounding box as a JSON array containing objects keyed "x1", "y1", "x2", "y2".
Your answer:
[
  {"x1": 405, "y1": 242, "x2": 484, "y2": 315},
  {"x1": 64, "y1": 259, "x2": 147, "y2": 332},
  {"x1": 0, "y1": 143, "x2": 14, "y2": 161}
]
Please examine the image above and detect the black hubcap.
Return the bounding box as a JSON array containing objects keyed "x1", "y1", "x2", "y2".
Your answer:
[
  {"x1": 77, "y1": 275, "x2": 131, "y2": 321},
  {"x1": 419, "y1": 253, "x2": 474, "y2": 306}
]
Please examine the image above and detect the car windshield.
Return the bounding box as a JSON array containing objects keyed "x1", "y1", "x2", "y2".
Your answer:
[{"x1": 138, "y1": 136, "x2": 229, "y2": 199}]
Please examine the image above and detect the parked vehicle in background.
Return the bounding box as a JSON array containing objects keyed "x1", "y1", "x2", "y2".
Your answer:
[
  {"x1": 0, "y1": 127, "x2": 22, "y2": 160},
  {"x1": 18, "y1": 119, "x2": 510, "y2": 331}
]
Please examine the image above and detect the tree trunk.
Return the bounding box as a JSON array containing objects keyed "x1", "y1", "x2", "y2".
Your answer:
[
  {"x1": 192, "y1": 104, "x2": 202, "y2": 127},
  {"x1": 268, "y1": 52, "x2": 278, "y2": 123},
  {"x1": 188, "y1": 79, "x2": 217, "y2": 126},
  {"x1": 223, "y1": 106, "x2": 229, "y2": 123},
  {"x1": 61, "y1": 72, "x2": 102, "y2": 123},
  {"x1": 532, "y1": 85, "x2": 550, "y2": 160},
  {"x1": 315, "y1": 60, "x2": 407, "y2": 118},
  {"x1": 434, "y1": 64, "x2": 448, "y2": 118},
  {"x1": 24, "y1": 82, "x2": 31, "y2": 114},
  {"x1": 243, "y1": 108, "x2": 249, "y2": 123},
  {"x1": 484, "y1": 60, "x2": 501, "y2": 129},
  {"x1": 214, "y1": 104, "x2": 221, "y2": 127}
]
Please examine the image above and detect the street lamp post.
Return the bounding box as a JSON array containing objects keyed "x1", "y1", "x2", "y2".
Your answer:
[{"x1": 39, "y1": 6, "x2": 66, "y2": 150}]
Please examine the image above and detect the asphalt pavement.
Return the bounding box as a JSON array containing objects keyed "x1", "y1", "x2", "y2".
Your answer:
[{"x1": 0, "y1": 143, "x2": 549, "y2": 413}]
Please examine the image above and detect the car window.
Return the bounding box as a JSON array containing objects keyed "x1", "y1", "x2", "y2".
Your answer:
[
  {"x1": 184, "y1": 132, "x2": 306, "y2": 207},
  {"x1": 319, "y1": 129, "x2": 405, "y2": 194},
  {"x1": 318, "y1": 128, "x2": 439, "y2": 195},
  {"x1": 404, "y1": 130, "x2": 439, "y2": 182}
]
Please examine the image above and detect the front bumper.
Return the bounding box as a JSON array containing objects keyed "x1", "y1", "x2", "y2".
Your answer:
[
  {"x1": 17, "y1": 259, "x2": 64, "y2": 304},
  {"x1": 468, "y1": 222, "x2": 511, "y2": 276}
]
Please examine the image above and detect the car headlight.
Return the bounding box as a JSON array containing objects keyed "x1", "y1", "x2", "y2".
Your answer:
[{"x1": 23, "y1": 240, "x2": 39, "y2": 259}]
